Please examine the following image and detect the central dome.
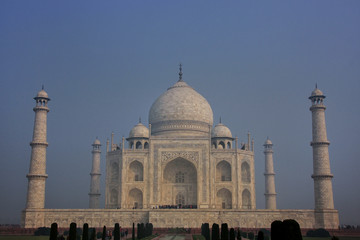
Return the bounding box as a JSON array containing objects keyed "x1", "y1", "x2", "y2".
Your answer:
[{"x1": 149, "y1": 80, "x2": 213, "y2": 136}]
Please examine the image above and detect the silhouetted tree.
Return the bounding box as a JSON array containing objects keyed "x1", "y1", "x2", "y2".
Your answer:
[
  {"x1": 257, "y1": 231, "x2": 264, "y2": 240},
  {"x1": 221, "y1": 223, "x2": 229, "y2": 240},
  {"x1": 149, "y1": 223, "x2": 153, "y2": 236},
  {"x1": 90, "y1": 228, "x2": 96, "y2": 240},
  {"x1": 69, "y1": 222, "x2": 77, "y2": 240},
  {"x1": 236, "y1": 228, "x2": 241, "y2": 240},
  {"x1": 271, "y1": 220, "x2": 283, "y2": 240},
  {"x1": 248, "y1": 232, "x2": 254, "y2": 240},
  {"x1": 282, "y1": 219, "x2": 302, "y2": 240},
  {"x1": 229, "y1": 228, "x2": 235, "y2": 240},
  {"x1": 102, "y1": 226, "x2": 106, "y2": 240},
  {"x1": 212, "y1": 223, "x2": 220, "y2": 240},
  {"x1": 132, "y1": 222, "x2": 135, "y2": 240},
  {"x1": 50, "y1": 223, "x2": 58, "y2": 240},
  {"x1": 201, "y1": 223, "x2": 210, "y2": 240},
  {"x1": 82, "y1": 223, "x2": 89, "y2": 240},
  {"x1": 114, "y1": 223, "x2": 120, "y2": 240}
]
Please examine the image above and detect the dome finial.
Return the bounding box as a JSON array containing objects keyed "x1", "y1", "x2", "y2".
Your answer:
[
  {"x1": 316, "y1": 83, "x2": 318, "y2": 89},
  {"x1": 219, "y1": 116, "x2": 222, "y2": 123},
  {"x1": 139, "y1": 117, "x2": 142, "y2": 123},
  {"x1": 178, "y1": 63, "x2": 183, "y2": 82},
  {"x1": 42, "y1": 84, "x2": 44, "y2": 90}
]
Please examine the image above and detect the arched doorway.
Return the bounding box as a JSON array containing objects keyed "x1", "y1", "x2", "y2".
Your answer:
[
  {"x1": 162, "y1": 157, "x2": 197, "y2": 206},
  {"x1": 216, "y1": 188, "x2": 232, "y2": 209},
  {"x1": 129, "y1": 188, "x2": 143, "y2": 209}
]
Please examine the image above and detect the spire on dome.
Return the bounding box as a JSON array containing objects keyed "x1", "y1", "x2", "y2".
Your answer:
[
  {"x1": 178, "y1": 63, "x2": 183, "y2": 82},
  {"x1": 139, "y1": 117, "x2": 141, "y2": 123},
  {"x1": 219, "y1": 117, "x2": 222, "y2": 124},
  {"x1": 42, "y1": 84, "x2": 44, "y2": 90}
]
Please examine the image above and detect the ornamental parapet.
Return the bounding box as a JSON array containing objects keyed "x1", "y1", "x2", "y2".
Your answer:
[
  {"x1": 264, "y1": 172, "x2": 275, "y2": 176},
  {"x1": 33, "y1": 106, "x2": 50, "y2": 112},
  {"x1": 26, "y1": 174, "x2": 48, "y2": 179},
  {"x1": 30, "y1": 142, "x2": 48, "y2": 147},
  {"x1": 310, "y1": 141, "x2": 330, "y2": 146},
  {"x1": 310, "y1": 104, "x2": 326, "y2": 111},
  {"x1": 151, "y1": 120, "x2": 210, "y2": 136},
  {"x1": 90, "y1": 173, "x2": 101, "y2": 176},
  {"x1": 311, "y1": 174, "x2": 333, "y2": 179}
]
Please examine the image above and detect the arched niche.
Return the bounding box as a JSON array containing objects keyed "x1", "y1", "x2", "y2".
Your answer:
[
  {"x1": 110, "y1": 189, "x2": 118, "y2": 204},
  {"x1": 129, "y1": 188, "x2": 143, "y2": 209},
  {"x1": 136, "y1": 141, "x2": 142, "y2": 149},
  {"x1": 242, "y1": 189, "x2": 251, "y2": 209},
  {"x1": 216, "y1": 160, "x2": 231, "y2": 181},
  {"x1": 162, "y1": 157, "x2": 197, "y2": 206},
  {"x1": 216, "y1": 188, "x2": 232, "y2": 209},
  {"x1": 241, "y1": 162, "x2": 251, "y2": 183},
  {"x1": 128, "y1": 160, "x2": 143, "y2": 181},
  {"x1": 111, "y1": 162, "x2": 119, "y2": 182}
]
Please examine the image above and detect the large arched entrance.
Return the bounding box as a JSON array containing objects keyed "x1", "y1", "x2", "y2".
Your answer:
[{"x1": 162, "y1": 157, "x2": 197, "y2": 207}]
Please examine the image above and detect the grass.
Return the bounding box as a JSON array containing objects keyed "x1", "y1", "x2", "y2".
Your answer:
[
  {"x1": 0, "y1": 236, "x2": 48, "y2": 240},
  {"x1": 304, "y1": 238, "x2": 360, "y2": 240},
  {"x1": 192, "y1": 235, "x2": 205, "y2": 240}
]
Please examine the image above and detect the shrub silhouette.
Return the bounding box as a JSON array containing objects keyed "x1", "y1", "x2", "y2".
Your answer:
[
  {"x1": 271, "y1": 220, "x2": 283, "y2": 240},
  {"x1": 229, "y1": 228, "x2": 235, "y2": 240},
  {"x1": 221, "y1": 223, "x2": 229, "y2": 240},
  {"x1": 306, "y1": 228, "x2": 330, "y2": 237},
  {"x1": 248, "y1": 232, "x2": 254, "y2": 240},
  {"x1": 271, "y1": 219, "x2": 302, "y2": 240},
  {"x1": 114, "y1": 223, "x2": 120, "y2": 240},
  {"x1": 50, "y1": 223, "x2": 58, "y2": 240},
  {"x1": 82, "y1": 223, "x2": 89, "y2": 240},
  {"x1": 102, "y1": 226, "x2": 106, "y2": 240},
  {"x1": 236, "y1": 228, "x2": 241, "y2": 240},
  {"x1": 34, "y1": 227, "x2": 50, "y2": 236},
  {"x1": 132, "y1": 222, "x2": 135, "y2": 240},
  {"x1": 90, "y1": 228, "x2": 96, "y2": 240},
  {"x1": 69, "y1": 222, "x2": 77, "y2": 240},
  {"x1": 257, "y1": 231, "x2": 264, "y2": 240},
  {"x1": 212, "y1": 223, "x2": 220, "y2": 240}
]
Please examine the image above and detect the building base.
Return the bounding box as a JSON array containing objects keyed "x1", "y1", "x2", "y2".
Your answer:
[{"x1": 21, "y1": 208, "x2": 339, "y2": 229}]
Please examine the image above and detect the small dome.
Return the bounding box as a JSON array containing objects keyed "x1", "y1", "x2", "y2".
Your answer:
[
  {"x1": 35, "y1": 89, "x2": 49, "y2": 99},
  {"x1": 310, "y1": 86, "x2": 324, "y2": 97},
  {"x1": 264, "y1": 138, "x2": 272, "y2": 145},
  {"x1": 129, "y1": 123, "x2": 149, "y2": 138},
  {"x1": 93, "y1": 139, "x2": 101, "y2": 145},
  {"x1": 212, "y1": 123, "x2": 232, "y2": 138}
]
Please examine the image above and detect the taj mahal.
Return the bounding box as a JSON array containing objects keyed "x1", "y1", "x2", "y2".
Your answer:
[{"x1": 22, "y1": 66, "x2": 339, "y2": 229}]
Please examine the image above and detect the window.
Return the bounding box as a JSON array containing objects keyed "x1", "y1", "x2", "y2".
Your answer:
[
  {"x1": 175, "y1": 172, "x2": 185, "y2": 183},
  {"x1": 176, "y1": 193, "x2": 185, "y2": 205}
]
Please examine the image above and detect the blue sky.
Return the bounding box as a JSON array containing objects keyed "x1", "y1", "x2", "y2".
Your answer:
[{"x1": 0, "y1": 1, "x2": 359, "y2": 225}]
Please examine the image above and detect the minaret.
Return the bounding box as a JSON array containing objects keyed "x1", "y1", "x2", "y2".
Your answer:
[
  {"x1": 264, "y1": 138, "x2": 276, "y2": 209},
  {"x1": 26, "y1": 87, "x2": 50, "y2": 209},
  {"x1": 89, "y1": 138, "x2": 101, "y2": 208},
  {"x1": 309, "y1": 86, "x2": 335, "y2": 211}
]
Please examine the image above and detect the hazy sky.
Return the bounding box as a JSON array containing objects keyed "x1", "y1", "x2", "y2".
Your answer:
[{"x1": 0, "y1": 1, "x2": 359, "y2": 226}]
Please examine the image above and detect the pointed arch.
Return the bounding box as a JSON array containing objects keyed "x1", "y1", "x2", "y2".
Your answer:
[
  {"x1": 242, "y1": 189, "x2": 251, "y2": 209},
  {"x1": 216, "y1": 160, "x2": 231, "y2": 181},
  {"x1": 128, "y1": 160, "x2": 143, "y2": 181},
  {"x1": 111, "y1": 162, "x2": 119, "y2": 182},
  {"x1": 110, "y1": 189, "x2": 118, "y2": 204},
  {"x1": 241, "y1": 162, "x2": 251, "y2": 183},
  {"x1": 136, "y1": 141, "x2": 142, "y2": 149},
  {"x1": 216, "y1": 188, "x2": 232, "y2": 209},
  {"x1": 129, "y1": 188, "x2": 143, "y2": 209}
]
